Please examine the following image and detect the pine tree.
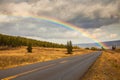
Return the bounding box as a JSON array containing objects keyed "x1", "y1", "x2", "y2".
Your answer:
[
  {"x1": 27, "y1": 43, "x2": 32, "y2": 53},
  {"x1": 67, "y1": 41, "x2": 73, "y2": 54}
]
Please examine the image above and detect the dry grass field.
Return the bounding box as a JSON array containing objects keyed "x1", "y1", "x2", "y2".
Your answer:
[
  {"x1": 0, "y1": 47, "x2": 92, "y2": 70},
  {"x1": 81, "y1": 50, "x2": 120, "y2": 80}
]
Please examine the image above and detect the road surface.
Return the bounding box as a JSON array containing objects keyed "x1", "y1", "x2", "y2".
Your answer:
[{"x1": 0, "y1": 52, "x2": 102, "y2": 80}]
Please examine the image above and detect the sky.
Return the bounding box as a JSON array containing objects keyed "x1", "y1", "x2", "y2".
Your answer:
[{"x1": 0, "y1": 0, "x2": 120, "y2": 44}]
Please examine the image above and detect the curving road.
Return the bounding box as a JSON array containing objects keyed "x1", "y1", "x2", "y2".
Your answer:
[{"x1": 0, "y1": 52, "x2": 102, "y2": 80}]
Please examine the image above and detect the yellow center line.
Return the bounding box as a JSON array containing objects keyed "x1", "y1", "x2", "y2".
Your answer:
[
  {"x1": 60, "y1": 60, "x2": 69, "y2": 64},
  {"x1": 2, "y1": 64, "x2": 55, "y2": 80}
]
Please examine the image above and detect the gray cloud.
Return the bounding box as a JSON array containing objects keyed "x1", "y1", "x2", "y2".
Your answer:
[
  {"x1": 0, "y1": 0, "x2": 120, "y2": 43},
  {"x1": 0, "y1": 0, "x2": 119, "y2": 29},
  {"x1": 0, "y1": 17, "x2": 81, "y2": 39},
  {"x1": 67, "y1": 15, "x2": 120, "y2": 28},
  {"x1": 0, "y1": 0, "x2": 39, "y2": 4}
]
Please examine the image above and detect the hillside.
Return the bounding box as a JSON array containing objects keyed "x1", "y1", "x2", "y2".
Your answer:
[{"x1": 0, "y1": 34, "x2": 65, "y2": 48}]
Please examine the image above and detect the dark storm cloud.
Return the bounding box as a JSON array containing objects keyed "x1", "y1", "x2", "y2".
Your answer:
[
  {"x1": 67, "y1": 15, "x2": 120, "y2": 28},
  {"x1": 65, "y1": 0, "x2": 120, "y2": 29}
]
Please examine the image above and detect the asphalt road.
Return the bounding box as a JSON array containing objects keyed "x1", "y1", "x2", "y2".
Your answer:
[{"x1": 0, "y1": 52, "x2": 102, "y2": 80}]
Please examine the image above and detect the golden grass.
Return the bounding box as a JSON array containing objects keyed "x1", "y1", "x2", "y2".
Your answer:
[
  {"x1": 0, "y1": 47, "x2": 92, "y2": 70},
  {"x1": 81, "y1": 50, "x2": 120, "y2": 80}
]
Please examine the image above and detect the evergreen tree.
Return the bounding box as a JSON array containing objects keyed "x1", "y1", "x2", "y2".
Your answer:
[
  {"x1": 27, "y1": 43, "x2": 32, "y2": 53},
  {"x1": 67, "y1": 41, "x2": 73, "y2": 54}
]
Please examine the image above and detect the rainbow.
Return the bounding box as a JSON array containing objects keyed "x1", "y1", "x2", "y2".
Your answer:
[{"x1": 1, "y1": 14, "x2": 109, "y2": 49}]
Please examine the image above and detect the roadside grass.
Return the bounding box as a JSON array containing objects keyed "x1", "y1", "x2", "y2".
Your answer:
[
  {"x1": 0, "y1": 47, "x2": 92, "y2": 70},
  {"x1": 81, "y1": 50, "x2": 120, "y2": 80}
]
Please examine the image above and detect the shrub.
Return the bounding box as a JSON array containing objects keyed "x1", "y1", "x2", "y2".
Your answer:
[
  {"x1": 85, "y1": 47, "x2": 90, "y2": 50},
  {"x1": 112, "y1": 45, "x2": 116, "y2": 50},
  {"x1": 91, "y1": 47, "x2": 98, "y2": 50}
]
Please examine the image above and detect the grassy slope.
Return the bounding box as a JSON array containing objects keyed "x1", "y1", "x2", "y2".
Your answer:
[
  {"x1": 81, "y1": 50, "x2": 120, "y2": 80},
  {"x1": 0, "y1": 47, "x2": 92, "y2": 70}
]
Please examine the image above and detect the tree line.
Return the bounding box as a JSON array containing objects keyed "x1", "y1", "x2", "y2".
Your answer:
[{"x1": 0, "y1": 34, "x2": 66, "y2": 48}]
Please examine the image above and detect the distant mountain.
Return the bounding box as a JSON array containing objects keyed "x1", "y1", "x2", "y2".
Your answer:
[{"x1": 75, "y1": 40, "x2": 120, "y2": 49}]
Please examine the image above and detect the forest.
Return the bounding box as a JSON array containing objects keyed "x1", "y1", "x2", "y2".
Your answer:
[{"x1": 0, "y1": 34, "x2": 66, "y2": 48}]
